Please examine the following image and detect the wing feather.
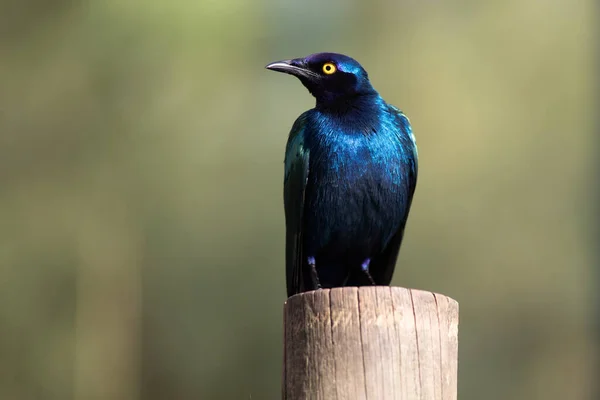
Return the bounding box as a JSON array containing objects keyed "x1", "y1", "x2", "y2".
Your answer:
[
  {"x1": 283, "y1": 113, "x2": 310, "y2": 297},
  {"x1": 368, "y1": 105, "x2": 418, "y2": 285}
]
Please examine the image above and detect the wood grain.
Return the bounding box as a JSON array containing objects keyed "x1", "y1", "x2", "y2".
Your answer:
[{"x1": 283, "y1": 287, "x2": 459, "y2": 400}]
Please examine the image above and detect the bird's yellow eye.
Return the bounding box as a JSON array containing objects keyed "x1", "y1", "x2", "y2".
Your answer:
[{"x1": 322, "y1": 62, "x2": 336, "y2": 75}]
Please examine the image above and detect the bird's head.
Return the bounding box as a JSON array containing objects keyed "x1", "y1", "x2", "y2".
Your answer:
[{"x1": 266, "y1": 52, "x2": 377, "y2": 106}]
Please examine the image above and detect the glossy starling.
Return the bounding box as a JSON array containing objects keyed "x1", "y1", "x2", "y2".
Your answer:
[{"x1": 266, "y1": 53, "x2": 418, "y2": 297}]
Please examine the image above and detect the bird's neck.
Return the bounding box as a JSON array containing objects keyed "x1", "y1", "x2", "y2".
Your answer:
[{"x1": 315, "y1": 92, "x2": 384, "y2": 120}]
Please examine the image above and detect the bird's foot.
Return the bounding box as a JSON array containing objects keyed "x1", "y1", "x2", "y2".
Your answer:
[
  {"x1": 361, "y1": 258, "x2": 376, "y2": 285},
  {"x1": 308, "y1": 257, "x2": 322, "y2": 290}
]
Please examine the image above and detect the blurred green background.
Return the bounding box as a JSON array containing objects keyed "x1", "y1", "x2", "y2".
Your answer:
[{"x1": 0, "y1": 0, "x2": 596, "y2": 399}]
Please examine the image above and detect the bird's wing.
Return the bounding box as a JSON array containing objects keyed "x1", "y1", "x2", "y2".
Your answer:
[
  {"x1": 389, "y1": 104, "x2": 419, "y2": 180},
  {"x1": 370, "y1": 105, "x2": 419, "y2": 285},
  {"x1": 283, "y1": 113, "x2": 310, "y2": 297}
]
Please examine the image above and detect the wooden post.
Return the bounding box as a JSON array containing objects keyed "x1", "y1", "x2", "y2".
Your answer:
[{"x1": 283, "y1": 287, "x2": 459, "y2": 400}]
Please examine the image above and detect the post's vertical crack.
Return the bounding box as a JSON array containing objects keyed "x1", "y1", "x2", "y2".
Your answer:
[
  {"x1": 409, "y1": 289, "x2": 423, "y2": 396},
  {"x1": 433, "y1": 293, "x2": 443, "y2": 400},
  {"x1": 328, "y1": 290, "x2": 338, "y2": 400},
  {"x1": 389, "y1": 286, "x2": 401, "y2": 396},
  {"x1": 357, "y1": 289, "x2": 369, "y2": 399}
]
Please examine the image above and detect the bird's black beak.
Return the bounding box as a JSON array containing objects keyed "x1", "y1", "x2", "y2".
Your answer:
[{"x1": 265, "y1": 59, "x2": 318, "y2": 80}]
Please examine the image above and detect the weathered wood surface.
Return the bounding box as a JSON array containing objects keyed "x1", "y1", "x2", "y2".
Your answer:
[{"x1": 283, "y1": 287, "x2": 459, "y2": 400}]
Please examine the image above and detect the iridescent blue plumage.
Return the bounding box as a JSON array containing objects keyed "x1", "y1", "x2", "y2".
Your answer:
[{"x1": 266, "y1": 52, "x2": 418, "y2": 297}]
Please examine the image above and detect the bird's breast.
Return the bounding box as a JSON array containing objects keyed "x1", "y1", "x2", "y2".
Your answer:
[
  {"x1": 310, "y1": 128, "x2": 407, "y2": 187},
  {"x1": 304, "y1": 128, "x2": 411, "y2": 254}
]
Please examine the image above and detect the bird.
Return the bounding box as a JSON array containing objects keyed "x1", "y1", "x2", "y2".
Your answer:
[{"x1": 266, "y1": 52, "x2": 418, "y2": 297}]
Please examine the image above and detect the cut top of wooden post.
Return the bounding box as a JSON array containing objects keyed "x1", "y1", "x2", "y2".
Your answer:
[{"x1": 283, "y1": 287, "x2": 459, "y2": 400}]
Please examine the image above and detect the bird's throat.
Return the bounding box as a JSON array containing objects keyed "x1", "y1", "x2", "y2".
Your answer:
[{"x1": 315, "y1": 92, "x2": 381, "y2": 114}]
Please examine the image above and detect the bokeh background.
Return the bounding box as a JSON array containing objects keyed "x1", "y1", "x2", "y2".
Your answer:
[{"x1": 0, "y1": 0, "x2": 596, "y2": 399}]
